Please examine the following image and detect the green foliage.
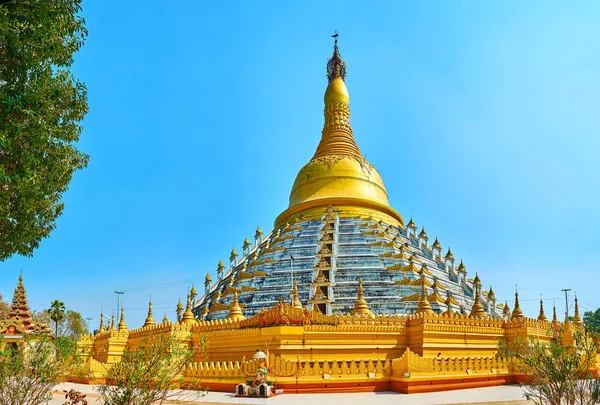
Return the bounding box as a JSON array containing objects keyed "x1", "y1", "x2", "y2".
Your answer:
[
  {"x1": 0, "y1": 293, "x2": 9, "y2": 320},
  {"x1": 583, "y1": 309, "x2": 600, "y2": 334},
  {"x1": 49, "y1": 300, "x2": 66, "y2": 335},
  {"x1": 0, "y1": 0, "x2": 89, "y2": 261},
  {"x1": 36, "y1": 308, "x2": 87, "y2": 339},
  {"x1": 96, "y1": 335, "x2": 207, "y2": 405},
  {"x1": 0, "y1": 334, "x2": 80, "y2": 405},
  {"x1": 498, "y1": 324, "x2": 600, "y2": 405}
]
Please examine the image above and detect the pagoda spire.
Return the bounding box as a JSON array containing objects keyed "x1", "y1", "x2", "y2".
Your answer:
[
  {"x1": 538, "y1": 298, "x2": 548, "y2": 322},
  {"x1": 552, "y1": 305, "x2": 559, "y2": 326},
  {"x1": 226, "y1": 291, "x2": 246, "y2": 321},
  {"x1": 176, "y1": 298, "x2": 183, "y2": 321},
  {"x1": 351, "y1": 278, "x2": 373, "y2": 316},
  {"x1": 416, "y1": 283, "x2": 434, "y2": 315},
  {"x1": 162, "y1": 313, "x2": 169, "y2": 324},
  {"x1": 110, "y1": 313, "x2": 116, "y2": 331},
  {"x1": 503, "y1": 301, "x2": 511, "y2": 319},
  {"x1": 118, "y1": 307, "x2": 127, "y2": 331},
  {"x1": 469, "y1": 273, "x2": 486, "y2": 318},
  {"x1": 181, "y1": 293, "x2": 196, "y2": 324},
  {"x1": 143, "y1": 300, "x2": 156, "y2": 328},
  {"x1": 312, "y1": 34, "x2": 362, "y2": 160},
  {"x1": 291, "y1": 279, "x2": 303, "y2": 309},
  {"x1": 8, "y1": 272, "x2": 33, "y2": 331},
  {"x1": 573, "y1": 296, "x2": 583, "y2": 327},
  {"x1": 512, "y1": 291, "x2": 524, "y2": 319},
  {"x1": 98, "y1": 310, "x2": 105, "y2": 333}
]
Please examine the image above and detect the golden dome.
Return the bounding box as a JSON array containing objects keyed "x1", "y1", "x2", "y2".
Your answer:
[{"x1": 275, "y1": 40, "x2": 403, "y2": 227}]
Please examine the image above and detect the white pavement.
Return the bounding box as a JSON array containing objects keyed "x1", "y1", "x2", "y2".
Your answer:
[{"x1": 50, "y1": 382, "x2": 530, "y2": 405}]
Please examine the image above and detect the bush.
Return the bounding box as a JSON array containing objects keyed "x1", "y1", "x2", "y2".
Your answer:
[
  {"x1": 498, "y1": 324, "x2": 600, "y2": 405},
  {"x1": 0, "y1": 335, "x2": 79, "y2": 405},
  {"x1": 96, "y1": 335, "x2": 206, "y2": 405}
]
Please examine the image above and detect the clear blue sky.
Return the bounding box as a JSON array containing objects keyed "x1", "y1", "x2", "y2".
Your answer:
[{"x1": 2, "y1": 1, "x2": 599, "y2": 329}]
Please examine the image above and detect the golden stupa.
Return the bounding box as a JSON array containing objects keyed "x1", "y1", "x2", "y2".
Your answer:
[{"x1": 73, "y1": 38, "x2": 578, "y2": 394}]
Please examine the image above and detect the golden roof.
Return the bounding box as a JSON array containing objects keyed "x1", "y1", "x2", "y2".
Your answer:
[
  {"x1": 427, "y1": 291, "x2": 446, "y2": 304},
  {"x1": 275, "y1": 40, "x2": 403, "y2": 228},
  {"x1": 205, "y1": 273, "x2": 212, "y2": 284},
  {"x1": 445, "y1": 248, "x2": 454, "y2": 261},
  {"x1": 432, "y1": 237, "x2": 441, "y2": 249},
  {"x1": 243, "y1": 237, "x2": 251, "y2": 250},
  {"x1": 229, "y1": 248, "x2": 238, "y2": 261},
  {"x1": 190, "y1": 284, "x2": 197, "y2": 296},
  {"x1": 254, "y1": 226, "x2": 263, "y2": 239},
  {"x1": 503, "y1": 301, "x2": 511, "y2": 316},
  {"x1": 407, "y1": 217, "x2": 416, "y2": 229},
  {"x1": 418, "y1": 227, "x2": 428, "y2": 239}
]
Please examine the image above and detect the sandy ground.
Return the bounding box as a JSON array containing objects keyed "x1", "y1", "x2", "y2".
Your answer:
[{"x1": 48, "y1": 382, "x2": 532, "y2": 405}]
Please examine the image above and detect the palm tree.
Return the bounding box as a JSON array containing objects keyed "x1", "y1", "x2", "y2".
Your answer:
[{"x1": 49, "y1": 300, "x2": 66, "y2": 336}]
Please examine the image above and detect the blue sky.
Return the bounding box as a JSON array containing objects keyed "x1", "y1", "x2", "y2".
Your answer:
[{"x1": 2, "y1": 1, "x2": 599, "y2": 329}]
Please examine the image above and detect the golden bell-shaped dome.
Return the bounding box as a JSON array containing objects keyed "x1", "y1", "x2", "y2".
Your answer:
[{"x1": 275, "y1": 39, "x2": 403, "y2": 228}]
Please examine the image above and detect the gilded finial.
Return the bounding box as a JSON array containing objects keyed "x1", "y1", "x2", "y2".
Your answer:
[
  {"x1": 230, "y1": 248, "x2": 238, "y2": 261},
  {"x1": 573, "y1": 296, "x2": 583, "y2": 327},
  {"x1": 110, "y1": 313, "x2": 116, "y2": 331},
  {"x1": 416, "y1": 282, "x2": 434, "y2": 315},
  {"x1": 457, "y1": 260, "x2": 466, "y2": 272},
  {"x1": 418, "y1": 227, "x2": 428, "y2": 239},
  {"x1": 538, "y1": 298, "x2": 548, "y2": 322},
  {"x1": 552, "y1": 305, "x2": 558, "y2": 325},
  {"x1": 99, "y1": 310, "x2": 105, "y2": 333},
  {"x1": 162, "y1": 313, "x2": 169, "y2": 324},
  {"x1": 445, "y1": 248, "x2": 454, "y2": 261},
  {"x1": 190, "y1": 284, "x2": 197, "y2": 298},
  {"x1": 291, "y1": 279, "x2": 303, "y2": 309},
  {"x1": 469, "y1": 273, "x2": 486, "y2": 318},
  {"x1": 255, "y1": 226, "x2": 263, "y2": 239},
  {"x1": 205, "y1": 273, "x2": 212, "y2": 285},
  {"x1": 407, "y1": 217, "x2": 416, "y2": 230},
  {"x1": 327, "y1": 31, "x2": 346, "y2": 81},
  {"x1": 352, "y1": 278, "x2": 373, "y2": 316},
  {"x1": 226, "y1": 291, "x2": 246, "y2": 321},
  {"x1": 512, "y1": 291, "x2": 524, "y2": 319},
  {"x1": 118, "y1": 307, "x2": 127, "y2": 331},
  {"x1": 432, "y1": 237, "x2": 441, "y2": 249},
  {"x1": 488, "y1": 286, "x2": 495, "y2": 301},
  {"x1": 181, "y1": 293, "x2": 197, "y2": 324},
  {"x1": 143, "y1": 300, "x2": 156, "y2": 328},
  {"x1": 217, "y1": 259, "x2": 225, "y2": 272},
  {"x1": 243, "y1": 237, "x2": 251, "y2": 250},
  {"x1": 503, "y1": 301, "x2": 511, "y2": 318}
]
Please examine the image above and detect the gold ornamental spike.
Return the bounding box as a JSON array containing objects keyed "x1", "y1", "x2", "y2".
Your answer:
[
  {"x1": 291, "y1": 280, "x2": 303, "y2": 309},
  {"x1": 512, "y1": 292, "x2": 524, "y2": 319},
  {"x1": 226, "y1": 291, "x2": 246, "y2": 321},
  {"x1": 573, "y1": 296, "x2": 583, "y2": 327},
  {"x1": 181, "y1": 294, "x2": 197, "y2": 324},
  {"x1": 538, "y1": 299, "x2": 548, "y2": 322},
  {"x1": 118, "y1": 307, "x2": 127, "y2": 331},
  {"x1": 351, "y1": 278, "x2": 373, "y2": 316},
  {"x1": 143, "y1": 300, "x2": 156, "y2": 328},
  {"x1": 503, "y1": 301, "x2": 511, "y2": 318},
  {"x1": 416, "y1": 283, "x2": 434, "y2": 315}
]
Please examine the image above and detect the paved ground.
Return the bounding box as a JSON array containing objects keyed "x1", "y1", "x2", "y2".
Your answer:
[{"x1": 49, "y1": 382, "x2": 531, "y2": 405}]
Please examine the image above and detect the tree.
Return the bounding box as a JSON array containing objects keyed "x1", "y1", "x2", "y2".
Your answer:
[
  {"x1": 49, "y1": 300, "x2": 66, "y2": 335},
  {"x1": 0, "y1": 293, "x2": 9, "y2": 320},
  {"x1": 35, "y1": 309, "x2": 87, "y2": 339},
  {"x1": 0, "y1": 334, "x2": 80, "y2": 405},
  {"x1": 498, "y1": 324, "x2": 600, "y2": 405},
  {"x1": 96, "y1": 335, "x2": 208, "y2": 405},
  {"x1": 0, "y1": 0, "x2": 89, "y2": 261},
  {"x1": 583, "y1": 309, "x2": 600, "y2": 334}
]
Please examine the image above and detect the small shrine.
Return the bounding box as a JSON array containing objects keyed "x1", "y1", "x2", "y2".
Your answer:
[
  {"x1": 0, "y1": 273, "x2": 52, "y2": 349},
  {"x1": 236, "y1": 350, "x2": 281, "y2": 397}
]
